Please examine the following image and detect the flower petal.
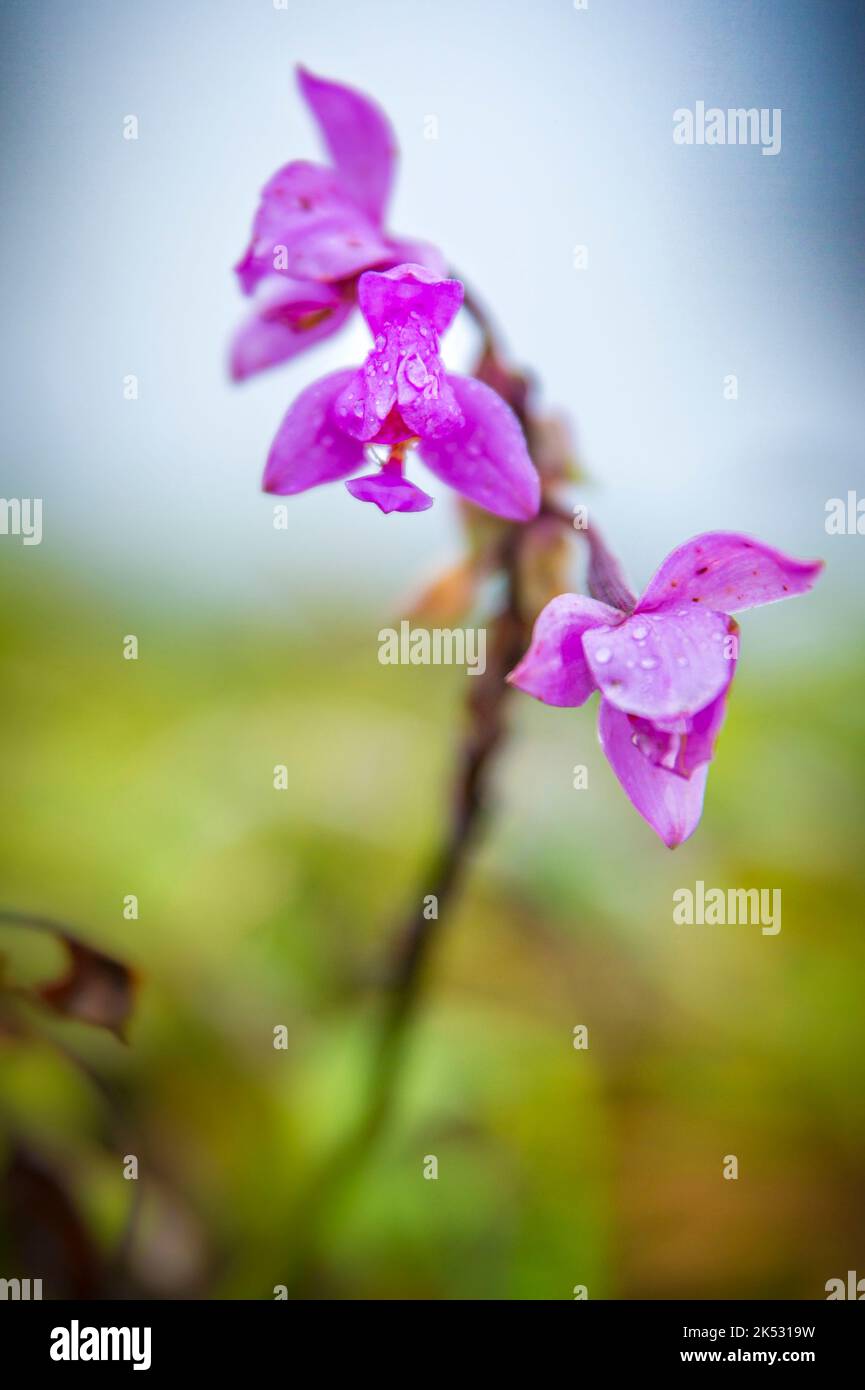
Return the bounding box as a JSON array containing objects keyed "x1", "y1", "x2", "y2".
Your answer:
[
  {"x1": 297, "y1": 66, "x2": 396, "y2": 226},
  {"x1": 345, "y1": 471, "x2": 433, "y2": 513},
  {"x1": 583, "y1": 609, "x2": 736, "y2": 720},
  {"x1": 396, "y1": 351, "x2": 463, "y2": 441},
  {"x1": 334, "y1": 360, "x2": 396, "y2": 443},
  {"x1": 335, "y1": 294, "x2": 464, "y2": 443},
  {"x1": 418, "y1": 375, "x2": 540, "y2": 521},
  {"x1": 235, "y1": 162, "x2": 391, "y2": 294},
  {"x1": 358, "y1": 265, "x2": 463, "y2": 338},
  {"x1": 636, "y1": 531, "x2": 824, "y2": 615},
  {"x1": 263, "y1": 369, "x2": 365, "y2": 495},
  {"x1": 628, "y1": 688, "x2": 730, "y2": 779},
  {"x1": 229, "y1": 278, "x2": 352, "y2": 381},
  {"x1": 507, "y1": 594, "x2": 621, "y2": 707},
  {"x1": 598, "y1": 699, "x2": 710, "y2": 848},
  {"x1": 385, "y1": 236, "x2": 448, "y2": 279}
]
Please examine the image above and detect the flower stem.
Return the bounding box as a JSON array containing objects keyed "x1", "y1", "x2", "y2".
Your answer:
[
  {"x1": 365, "y1": 525, "x2": 526, "y2": 1131},
  {"x1": 284, "y1": 271, "x2": 611, "y2": 1292},
  {"x1": 284, "y1": 527, "x2": 528, "y2": 1293}
]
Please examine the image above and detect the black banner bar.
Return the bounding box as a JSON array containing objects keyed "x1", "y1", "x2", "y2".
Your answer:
[{"x1": 0, "y1": 1298, "x2": 860, "y2": 1374}]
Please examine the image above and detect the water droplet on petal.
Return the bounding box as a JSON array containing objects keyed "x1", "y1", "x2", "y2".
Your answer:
[
  {"x1": 631, "y1": 624, "x2": 648, "y2": 641},
  {"x1": 640, "y1": 656, "x2": 658, "y2": 670},
  {"x1": 594, "y1": 647, "x2": 612, "y2": 664},
  {"x1": 405, "y1": 354, "x2": 429, "y2": 388}
]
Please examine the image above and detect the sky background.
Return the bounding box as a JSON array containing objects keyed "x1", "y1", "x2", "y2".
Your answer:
[{"x1": 1, "y1": 0, "x2": 862, "y2": 632}]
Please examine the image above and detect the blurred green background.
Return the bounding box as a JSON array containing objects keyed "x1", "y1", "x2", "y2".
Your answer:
[{"x1": 1, "y1": 545, "x2": 862, "y2": 1301}]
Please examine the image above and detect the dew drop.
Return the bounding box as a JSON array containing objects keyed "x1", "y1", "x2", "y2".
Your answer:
[
  {"x1": 405, "y1": 355, "x2": 429, "y2": 388},
  {"x1": 631, "y1": 624, "x2": 648, "y2": 641},
  {"x1": 639, "y1": 656, "x2": 658, "y2": 670},
  {"x1": 594, "y1": 647, "x2": 612, "y2": 664}
]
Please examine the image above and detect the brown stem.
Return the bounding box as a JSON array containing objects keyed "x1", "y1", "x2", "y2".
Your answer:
[
  {"x1": 284, "y1": 527, "x2": 528, "y2": 1293},
  {"x1": 457, "y1": 277, "x2": 502, "y2": 354},
  {"x1": 365, "y1": 526, "x2": 526, "y2": 1128}
]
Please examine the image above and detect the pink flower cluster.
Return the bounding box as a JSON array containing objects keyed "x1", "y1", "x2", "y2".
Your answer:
[
  {"x1": 231, "y1": 70, "x2": 538, "y2": 519},
  {"x1": 231, "y1": 69, "x2": 823, "y2": 845}
]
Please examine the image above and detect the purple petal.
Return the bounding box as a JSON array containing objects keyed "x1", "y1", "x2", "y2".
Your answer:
[
  {"x1": 627, "y1": 689, "x2": 730, "y2": 779},
  {"x1": 334, "y1": 348, "x2": 398, "y2": 443},
  {"x1": 396, "y1": 349, "x2": 463, "y2": 441},
  {"x1": 235, "y1": 161, "x2": 391, "y2": 294},
  {"x1": 345, "y1": 471, "x2": 433, "y2": 513},
  {"x1": 263, "y1": 369, "x2": 365, "y2": 495},
  {"x1": 357, "y1": 265, "x2": 463, "y2": 338},
  {"x1": 334, "y1": 311, "x2": 463, "y2": 444},
  {"x1": 583, "y1": 609, "x2": 736, "y2": 721},
  {"x1": 229, "y1": 278, "x2": 352, "y2": 381},
  {"x1": 507, "y1": 594, "x2": 622, "y2": 707},
  {"x1": 598, "y1": 699, "x2": 710, "y2": 848},
  {"x1": 418, "y1": 375, "x2": 540, "y2": 521},
  {"x1": 385, "y1": 236, "x2": 448, "y2": 279},
  {"x1": 297, "y1": 67, "x2": 396, "y2": 226},
  {"x1": 637, "y1": 532, "x2": 824, "y2": 615}
]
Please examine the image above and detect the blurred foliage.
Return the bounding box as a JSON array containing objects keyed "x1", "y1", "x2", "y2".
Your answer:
[{"x1": 0, "y1": 554, "x2": 863, "y2": 1299}]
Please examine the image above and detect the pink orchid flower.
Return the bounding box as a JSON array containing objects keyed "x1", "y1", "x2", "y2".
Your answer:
[
  {"x1": 508, "y1": 533, "x2": 823, "y2": 846},
  {"x1": 230, "y1": 67, "x2": 445, "y2": 382},
  {"x1": 263, "y1": 264, "x2": 541, "y2": 520}
]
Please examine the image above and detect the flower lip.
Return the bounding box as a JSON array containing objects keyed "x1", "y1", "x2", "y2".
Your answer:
[
  {"x1": 358, "y1": 264, "x2": 464, "y2": 338},
  {"x1": 335, "y1": 266, "x2": 466, "y2": 445},
  {"x1": 345, "y1": 468, "x2": 433, "y2": 514}
]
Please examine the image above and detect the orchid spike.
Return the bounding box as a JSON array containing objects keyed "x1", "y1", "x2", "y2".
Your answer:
[
  {"x1": 230, "y1": 67, "x2": 445, "y2": 381},
  {"x1": 263, "y1": 264, "x2": 541, "y2": 520},
  {"x1": 508, "y1": 533, "x2": 823, "y2": 846}
]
